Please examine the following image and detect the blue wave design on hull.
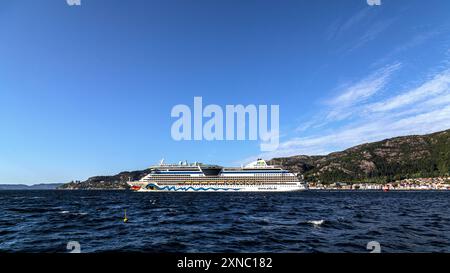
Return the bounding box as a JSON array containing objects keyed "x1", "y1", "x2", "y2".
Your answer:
[{"x1": 147, "y1": 184, "x2": 240, "y2": 191}]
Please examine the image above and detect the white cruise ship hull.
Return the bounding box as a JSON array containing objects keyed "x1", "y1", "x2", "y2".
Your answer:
[{"x1": 134, "y1": 183, "x2": 307, "y2": 192}]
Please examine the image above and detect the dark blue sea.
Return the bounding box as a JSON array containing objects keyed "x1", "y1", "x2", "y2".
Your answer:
[{"x1": 0, "y1": 190, "x2": 449, "y2": 253}]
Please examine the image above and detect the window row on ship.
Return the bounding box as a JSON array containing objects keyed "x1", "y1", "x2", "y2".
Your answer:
[
  {"x1": 143, "y1": 177, "x2": 298, "y2": 181},
  {"x1": 148, "y1": 173, "x2": 293, "y2": 177}
]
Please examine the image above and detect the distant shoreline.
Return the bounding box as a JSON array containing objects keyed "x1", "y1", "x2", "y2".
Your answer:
[{"x1": 0, "y1": 183, "x2": 63, "y2": 190}]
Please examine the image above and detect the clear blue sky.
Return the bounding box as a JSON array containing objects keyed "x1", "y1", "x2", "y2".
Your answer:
[{"x1": 1, "y1": 0, "x2": 450, "y2": 184}]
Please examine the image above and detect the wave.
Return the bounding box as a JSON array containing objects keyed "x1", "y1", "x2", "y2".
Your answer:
[
  {"x1": 59, "y1": 210, "x2": 88, "y2": 216},
  {"x1": 307, "y1": 220, "x2": 325, "y2": 226}
]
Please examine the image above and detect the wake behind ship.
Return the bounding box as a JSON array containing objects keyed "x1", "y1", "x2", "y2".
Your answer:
[{"x1": 128, "y1": 159, "x2": 307, "y2": 192}]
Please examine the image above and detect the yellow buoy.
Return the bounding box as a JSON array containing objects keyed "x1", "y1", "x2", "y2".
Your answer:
[{"x1": 123, "y1": 209, "x2": 128, "y2": 223}]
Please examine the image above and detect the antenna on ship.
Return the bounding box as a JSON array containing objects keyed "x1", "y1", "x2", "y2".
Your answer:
[{"x1": 160, "y1": 158, "x2": 165, "y2": 166}]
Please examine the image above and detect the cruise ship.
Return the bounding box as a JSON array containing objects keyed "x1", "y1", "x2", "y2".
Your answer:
[{"x1": 127, "y1": 159, "x2": 307, "y2": 192}]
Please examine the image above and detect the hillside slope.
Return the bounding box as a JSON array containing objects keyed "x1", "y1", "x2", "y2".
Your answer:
[{"x1": 269, "y1": 129, "x2": 450, "y2": 183}]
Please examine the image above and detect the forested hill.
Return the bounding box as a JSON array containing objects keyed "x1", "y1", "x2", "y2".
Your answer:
[
  {"x1": 269, "y1": 129, "x2": 450, "y2": 183},
  {"x1": 59, "y1": 170, "x2": 151, "y2": 190}
]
